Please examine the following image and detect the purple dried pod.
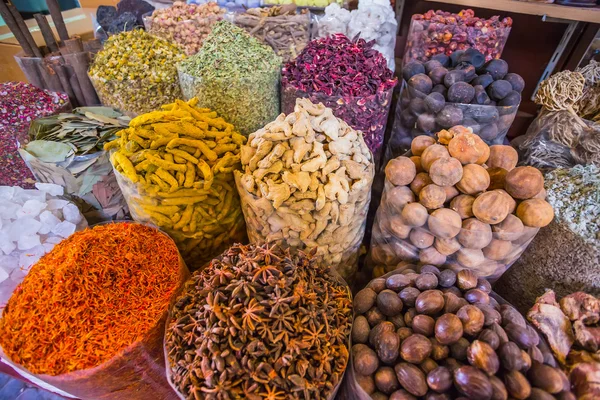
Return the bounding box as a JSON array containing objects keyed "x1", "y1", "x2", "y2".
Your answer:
[
  {"x1": 504, "y1": 73, "x2": 525, "y2": 92},
  {"x1": 425, "y1": 92, "x2": 446, "y2": 113},
  {"x1": 448, "y1": 82, "x2": 475, "y2": 104},
  {"x1": 444, "y1": 70, "x2": 466, "y2": 88},
  {"x1": 436, "y1": 105, "x2": 463, "y2": 128}
]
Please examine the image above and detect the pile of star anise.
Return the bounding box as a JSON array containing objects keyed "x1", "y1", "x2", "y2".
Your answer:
[{"x1": 165, "y1": 243, "x2": 352, "y2": 400}]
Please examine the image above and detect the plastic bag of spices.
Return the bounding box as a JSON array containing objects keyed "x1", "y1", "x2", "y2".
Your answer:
[
  {"x1": 369, "y1": 128, "x2": 554, "y2": 282},
  {"x1": 164, "y1": 243, "x2": 352, "y2": 400},
  {"x1": 343, "y1": 267, "x2": 573, "y2": 399},
  {"x1": 107, "y1": 98, "x2": 247, "y2": 270},
  {"x1": 0, "y1": 222, "x2": 190, "y2": 400}
]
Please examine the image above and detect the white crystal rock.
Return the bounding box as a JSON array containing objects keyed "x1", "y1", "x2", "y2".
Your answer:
[
  {"x1": 10, "y1": 217, "x2": 42, "y2": 238},
  {"x1": 17, "y1": 199, "x2": 47, "y2": 218},
  {"x1": 62, "y1": 203, "x2": 82, "y2": 224},
  {"x1": 0, "y1": 255, "x2": 18, "y2": 272},
  {"x1": 0, "y1": 231, "x2": 16, "y2": 256},
  {"x1": 18, "y1": 234, "x2": 41, "y2": 250},
  {"x1": 39, "y1": 210, "x2": 61, "y2": 235},
  {"x1": 0, "y1": 187, "x2": 16, "y2": 200},
  {"x1": 52, "y1": 221, "x2": 76, "y2": 238},
  {"x1": 0, "y1": 200, "x2": 20, "y2": 219},
  {"x1": 14, "y1": 189, "x2": 46, "y2": 203},
  {"x1": 44, "y1": 236, "x2": 63, "y2": 244},
  {"x1": 35, "y1": 183, "x2": 64, "y2": 197},
  {"x1": 19, "y1": 245, "x2": 45, "y2": 270},
  {"x1": 0, "y1": 265, "x2": 9, "y2": 284},
  {"x1": 46, "y1": 199, "x2": 69, "y2": 211}
]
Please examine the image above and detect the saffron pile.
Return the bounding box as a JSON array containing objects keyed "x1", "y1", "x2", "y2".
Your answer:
[{"x1": 0, "y1": 222, "x2": 182, "y2": 376}]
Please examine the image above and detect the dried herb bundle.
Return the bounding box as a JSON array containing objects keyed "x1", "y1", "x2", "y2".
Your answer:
[{"x1": 165, "y1": 243, "x2": 352, "y2": 399}]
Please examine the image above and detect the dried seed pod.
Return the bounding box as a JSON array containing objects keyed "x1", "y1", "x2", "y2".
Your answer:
[
  {"x1": 457, "y1": 305, "x2": 485, "y2": 336},
  {"x1": 428, "y1": 208, "x2": 462, "y2": 239},
  {"x1": 375, "y1": 366, "x2": 400, "y2": 394},
  {"x1": 421, "y1": 144, "x2": 450, "y2": 172},
  {"x1": 435, "y1": 313, "x2": 464, "y2": 345},
  {"x1": 355, "y1": 288, "x2": 378, "y2": 314},
  {"x1": 394, "y1": 362, "x2": 428, "y2": 397},
  {"x1": 504, "y1": 370, "x2": 531, "y2": 399},
  {"x1": 429, "y1": 157, "x2": 464, "y2": 187},
  {"x1": 458, "y1": 218, "x2": 493, "y2": 249},
  {"x1": 450, "y1": 194, "x2": 475, "y2": 219},
  {"x1": 427, "y1": 366, "x2": 453, "y2": 393},
  {"x1": 412, "y1": 315, "x2": 435, "y2": 336},
  {"x1": 454, "y1": 366, "x2": 493, "y2": 400},
  {"x1": 516, "y1": 199, "x2": 554, "y2": 228},
  {"x1": 412, "y1": 135, "x2": 437, "y2": 156},
  {"x1": 352, "y1": 315, "x2": 371, "y2": 343},
  {"x1": 504, "y1": 166, "x2": 544, "y2": 200},
  {"x1": 456, "y1": 164, "x2": 490, "y2": 195},
  {"x1": 416, "y1": 290, "x2": 445, "y2": 315},
  {"x1": 467, "y1": 340, "x2": 500, "y2": 375},
  {"x1": 387, "y1": 156, "x2": 418, "y2": 186},
  {"x1": 411, "y1": 172, "x2": 434, "y2": 195},
  {"x1": 472, "y1": 190, "x2": 511, "y2": 224},
  {"x1": 402, "y1": 202, "x2": 429, "y2": 227},
  {"x1": 420, "y1": 184, "x2": 447, "y2": 209},
  {"x1": 401, "y1": 334, "x2": 433, "y2": 364}
]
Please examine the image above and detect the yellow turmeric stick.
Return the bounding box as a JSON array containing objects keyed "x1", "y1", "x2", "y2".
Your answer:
[
  {"x1": 113, "y1": 152, "x2": 138, "y2": 183},
  {"x1": 146, "y1": 154, "x2": 187, "y2": 172},
  {"x1": 174, "y1": 205, "x2": 194, "y2": 230},
  {"x1": 161, "y1": 196, "x2": 207, "y2": 206},
  {"x1": 196, "y1": 159, "x2": 213, "y2": 189},
  {"x1": 167, "y1": 138, "x2": 217, "y2": 161},
  {"x1": 155, "y1": 168, "x2": 179, "y2": 189},
  {"x1": 166, "y1": 149, "x2": 199, "y2": 164},
  {"x1": 184, "y1": 162, "x2": 195, "y2": 188}
]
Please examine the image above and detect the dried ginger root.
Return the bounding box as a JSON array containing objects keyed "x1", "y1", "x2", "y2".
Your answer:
[
  {"x1": 106, "y1": 97, "x2": 247, "y2": 269},
  {"x1": 235, "y1": 98, "x2": 374, "y2": 280}
]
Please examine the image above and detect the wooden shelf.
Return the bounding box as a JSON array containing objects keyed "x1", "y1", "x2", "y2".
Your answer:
[{"x1": 424, "y1": 0, "x2": 600, "y2": 23}]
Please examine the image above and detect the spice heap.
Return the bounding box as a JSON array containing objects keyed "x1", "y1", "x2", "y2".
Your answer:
[
  {"x1": 391, "y1": 48, "x2": 524, "y2": 155},
  {"x1": 371, "y1": 127, "x2": 553, "y2": 280},
  {"x1": 89, "y1": 29, "x2": 186, "y2": 117},
  {"x1": 233, "y1": 6, "x2": 310, "y2": 63},
  {"x1": 405, "y1": 9, "x2": 512, "y2": 64},
  {"x1": 528, "y1": 290, "x2": 600, "y2": 399},
  {"x1": 0, "y1": 183, "x2": 87, "y2": 309},
  {"x1": 145, "y1": 1, "x2": 225, "y2": 56},
  {"x1": 18, "y1": 107, "x2": 131, "y2": 222},
  {"x1": 282, "y1": 34, "x2": 397, "y2": 161},
  {"x1": 177, "y1": 21, "x2": 281, "y2": 136},
  {"x1": 106, "y1": 98, "x2": 247, "y2": 269},
  {"x1": 235, "y1": 98, "x2": 374, "y2": 280},
  {"x1": 0, "y1": 82, "x2": 70, "y2": 187},
  {"x1": 165, "y1": 243, "x2": 352, "y2": 399},
  {"x1": 351, "y1": 268, "x2": 573, "y2": 399},
  {"x1": 0, "y1": 222, "x2": 181, "y2": 375}
]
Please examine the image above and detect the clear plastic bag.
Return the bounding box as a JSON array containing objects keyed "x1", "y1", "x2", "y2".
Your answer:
[
  {"x1": 368, "y1": 171, "x2": 539, "y2": 281},
  {"x1": 386, "y1": 82, "x2": 518, "y2": 161},
  {"x1": 89, "y1": 75, "x2": 182, "y2": 117},
  {"x1": 281, "y1": 83, "x2": 395, "y2": 166},
  {"x1": 403, "y1": 12, "x2": 511, "y2": 66},
  {"x1": 0, "y1": 224, "x2": 190, "y2": 400},
  {"x1": 178, "y1": 69, "x2": 280, "y2": 136},
  {"x1": 516, "y1": 109, "x2": 600, "y2": 169},
  {"x1": 18, "y1": 150, "x2": 129, "y2": 224}
]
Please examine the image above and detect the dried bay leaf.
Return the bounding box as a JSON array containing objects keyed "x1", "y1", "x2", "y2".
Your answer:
[{"x1": 23, "y1": 140, "x2": 74, "y2": 163}]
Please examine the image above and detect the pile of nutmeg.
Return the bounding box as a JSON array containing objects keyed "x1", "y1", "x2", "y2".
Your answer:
[
  {"x1": 370, "y1": 126, "x2": 554, "y2": 280},
  {"x1": 351, "y1": 267, "x2": 574, "y2": 399}
]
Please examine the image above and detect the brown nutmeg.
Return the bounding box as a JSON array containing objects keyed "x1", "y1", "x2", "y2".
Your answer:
[
  {"x1": 374, "y1": 367, "x2": 400, "y2": 394},
  {"x1": 415, "y1": 290, "x2": 445, "y2": 315},
  {"x1": 397, "y1": 327, "x2": 413, "y2": 341},
  {"x1": 415, "y1": 272, "x2": 439, "y2": 290},
  {"x1": 516, "y1": 199, "x2": 554, "y2": 228},
  {"x1": 428, "y1": 208, "x2": 462, "y2": 238},
  {"x1": 354, "y1": 288, "x2": 377, "y2": 314},
  {"x1": 412, "y1": 315, "x2": 435, "y2": 336},
  {"x1": 465, "y1": 289, "x2": 490, "y2": 305},
  {"x1": 434, "y1": 237, "x2": 461, "y2": 256},
  {"x1": 420, "y1": 184, "x2": 447, "y2": 209},
  {"x1": 386, "y1": 156, "x2": 417, "y2": 186},
  {"x1": 435, "y1": 313, "x2": 463, "y2": 345},
  {"x1": 456, "y1": 164, "x2": 490, "y2": 195},
  {"x1": 450, "y1": 337, "x2": 470, "y2": 361},
  {"x1": 427, "y1": 366, "x2": 453, "y2": 393},
  {"x1": 483, "y1": 239, "x2": 513, "y2": 261},
  {"x1": 411, "y1": 135, "x2": 436, "y2": 156},
  {"x1": 401, "y1": 334, "x2": 433, "y2": 363},
  {"x1": 456, "y1": 305, "x2": 485, "y2": 336},
  {"x1": 429, "y1": 157, "x2": 464, "y2": 187},
  {"x1": 352, "y1": 315, "x2": 371, "y2": 343},
  {"x1": 505, "y1": 166, "x2": 544, "y2": 200},
  {"x1": 399, "y1": 287, "x2": 421, "y2": 307},
  {"x1": 448, "y1": 132, "x2": 489, "y2": 165},
  {"x1": 467, "y1": 340, "x2": 500, "y2": 375},
  {"x1": 401, "y1": 202, "x2": 429, "y2": 227},
  {"x1": 454, "y1": 366, "x2": 493, "y2": 400},
  {"x1": 504, "y1": 370, "x2": 531, "y2": 400},
  {"x1": 472, "y1": 190, "x2": 511, "y2": 224},
  {"x1": 377, "y1": 289, "x2": 404, "y2": 316},
  {"x1": 487, "y1": 167, "x2": 508, "y2": 190},
  {"x1": 410, "y1": 229, "x2": 435, "y2": 249},
  {"x1": 430, "y1": 338, "x2": 450, "y2": 361},
  {"x1": 353, "y1": 344, "x2": 379, "y2": 375},
  {"x1": 377, "y1": 331, "x2": 401, "y2": 364},
  {"x1": 411, "y1": 172, "x2": 434, "y2": 195},
  {"x1": 456, "y1": 269, "x2": 478, "y2": 290},
  {"x1": 410, "y1": 156, "x2": 425, "y2": 173},
  {"x1": 356, "y1": 373, "x2": 376, "y2": 395},
  {"x1": 458, "y1": 218, "x2": 493, "y2": 249},
  {"x1": 450, "y1": 194, "x2": 475, "y2": 219},
  {"x1": 443, "y1": 292, "x2": 467, "y2": 314},
  {"x1": 489, "y1": 375, "x2": 509, "y2": 400},
  {"x1": 478, "y1": 329, "x2": 501, "y2": 350},
  {"x1": 488, "y1": 145, "x2": 518, "y2": 171},
  {"x1": 457, "y1": 248, "x2": 485, "y2": 268},
  {"x1": 421, "y1": 144, "x2": 450, "y2": 172},
  {"x1": 369, "y1": 321, "x2": 396, "y2": 347},
  {"x1": 492, "y1": 214, "x2": 524, "y2": 241},
  {"x1": 419, "y1": 247, "x2": 447, "y2": 266},
  {"x1": 476, "y1": 304, "x2": 501, "y2": 326},
  {"x1": 420, "y1": 358, "x2": 440, "y2": 375},
  {"x1": 394, "y1": 363, "x2": 428, "y2": 397},
  {"x1": 527, "y1": 362, "x2": 564, "y2": 394}
]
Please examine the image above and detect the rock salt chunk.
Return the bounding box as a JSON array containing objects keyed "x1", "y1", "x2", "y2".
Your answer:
[
  {"x1": 39, "y1": 210, "x2": 61, "y2": 235},
  {"x1": 17, "y1": 200, "x2": 47, "y2": 218},
  {"x1": 0, "y1": 232, "x2": 15, "y2": 255},
  {"x1": 14, "y1": 189, "x2": 46, "y2": 203},
  {"x1": 52, "y1": 221, "x2": 76, "y2": 238},
  {"x1": 46, "y1": 199, "x2": 69, "y2": 210},
  {"x1": 62, "y1": 203, "x2": 82, "y2": 224},
  {"x1": 0, "y1": 255, "x2": 18, "y2": 272},
  {"x1": 10, "y1": 217, "x2": 42, "y2": 237},
  {"x1": 0, "y1": 200, "x2": 20, "y2": 219},
  {"x1": 0, "y1": 265, "x2": 8, "y2": 283},
  {"x1": 35, "y1": 183, "x2": 64, "y2": 196},
  {"x1": 19, "y1": 245, "x2": 45, "y2": 270},
  {"x1": 0, "y1": 186, "x2": 16, "y2": 200},
  {"x1": 44, "y1": 235, "x2": 63, "y2": 244},
  {"x1": 18, "y1": 234, "x2": 41, "y2": 250}
]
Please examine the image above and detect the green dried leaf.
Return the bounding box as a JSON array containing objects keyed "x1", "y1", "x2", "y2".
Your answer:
[
  {"x1": 75, "y1": 107, "x2": 123, "y2": 118},
  {"x1": 24, "y1": 141, "x2": 74, "y2": 163},
  {"x1": 84, "y1": 112, "x2": 121, "y2": 125}
]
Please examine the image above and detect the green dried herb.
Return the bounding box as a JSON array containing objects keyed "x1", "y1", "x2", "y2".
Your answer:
[
  {"x1": 177, "y1": 21, "x2": 281, "y2": 135},
  {"x1": 545, "y1": 164, "x2": 600, "y2": 244}
]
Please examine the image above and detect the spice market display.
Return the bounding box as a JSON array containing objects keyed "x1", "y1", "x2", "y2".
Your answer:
[
  {"x1": 165, "y1": 243, "x2": 352, "y2": 400},
  {"x1": 282, "y1": 34, "x2": 397, "y2": 164},
  {"x1": 236, "y1": 98, "x2": 375, "y2": 281},
  {"x1": 2, "y1": 1, "x2": 600, "y2": 399},
  {"x1": 177, "y1": 21, "x2": 282, "y2": 136},
  {"x1": 0, "y1": 222, "x2": 188, "y2": 399}
]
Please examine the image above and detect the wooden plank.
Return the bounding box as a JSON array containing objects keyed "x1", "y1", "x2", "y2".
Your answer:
[{"x1": 425, "y1": 0, "x2": 600, "y2": 24}]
